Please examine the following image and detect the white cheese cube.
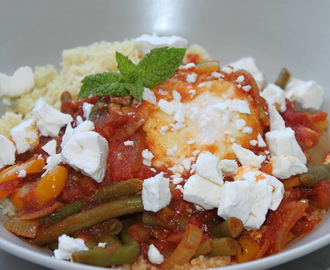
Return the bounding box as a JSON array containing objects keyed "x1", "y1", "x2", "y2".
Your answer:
[
  {"x1": 54, "y1": 234, "x2": 88, "y2": 260},
  {"x1": 61, "y1": 120, "x2": 95, "y2": 148},
  {"x1": 183, "y1": 175, "x2": 222, "y2": 210},
  {"x1": 61, "y1": 131, "x2": 108, "y2": 183},
  {"x1": 158, "y1": 99, "x2": 175, "y2": 115},
  {"x1": 219, "y1": 159, "x2": 238, "y2": 175},
  {"x1": 0, "y1": 136, "x2": 16, "y2": 168},
  {"x1": 148, "y1": 244, "x2": 164, "y2": 264},
  {"x1": 224, "y1": 57, "x2": 265, "y2": 89},
  {"x1": 82, "y1": 102, "x2": 94, "y2": 120},
  {"x1": 217, "y1": 181, "x2": 254, "y2": 224},
  {"x1": 232, "y1": 143, "x2": 266, "y2": 168},
  {"x1": 142, "y1": 87, "x2": 157, "y2": 105},
  {"x1": 261, "y1": 83, "x2": 287, "y2": 112},
  {"x1": 41, "y1": 139, "x2": 57, "y2": 156},
  {"x1": 10, "y1": 119, "x2": 39, "y2": 154},
  {"x1": 32, "y1": 98, "x2": 73, "y2": 137},
  {"x1": 136, "y1": 34, "x2": 188, "y2": 55},
  {"x1": 286, "y1": 79, "x2": 324, "y2": 110},
  {"x1": 270, "y1": 155, "x2": 308, "y2": 179},
  {"x1": 195, "y1": 152, "x2": 223, "y2": 185},
  {"x1": 268, "y1": 102, "x2": 286, "y2": 131},
  {"x1": 265, "y1": 127, "x2": 306, "y2": 164},
  {"x1": 0, "y1": 66, "x2": 34, "y2": 97},
  {"x1": 142, "y1": 172, "x2": 171, "y2": 212}
]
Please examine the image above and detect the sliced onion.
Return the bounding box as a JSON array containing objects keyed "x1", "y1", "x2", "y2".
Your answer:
[{"x1": 4, "y1": 217, "x2": 39, "y2": 238}]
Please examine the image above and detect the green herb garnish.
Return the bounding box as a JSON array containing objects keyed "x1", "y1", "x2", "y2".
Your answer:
[{"x1": 78, "y1": 47, "x2": 187, "y2": 100}]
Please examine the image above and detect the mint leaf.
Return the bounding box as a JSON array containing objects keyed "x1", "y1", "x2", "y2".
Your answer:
[
  {"x1": 78, "y1": 72, "x2": 122, "y2": 98},
  {"x1": 136, "y1": 47, "x2": 186, "y2": 88},
  {"x1": 78, "y1": 47, "x2": 186, "y2": 100}
]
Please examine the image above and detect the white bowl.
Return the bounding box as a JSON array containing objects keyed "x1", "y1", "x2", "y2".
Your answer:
[{"x1": 0, "y1": 1, "x2": 329, "y2": 269}]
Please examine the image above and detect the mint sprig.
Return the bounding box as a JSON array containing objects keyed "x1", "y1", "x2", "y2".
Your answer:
[{"x1": 78, "y1": 47, "x2": 187, "y2": 100}]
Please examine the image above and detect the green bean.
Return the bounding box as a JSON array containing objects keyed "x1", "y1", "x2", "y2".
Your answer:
[
  {"x1": 193, "y1": 239, "x2": 213, "y2": 258},
  {"x1": 211, "y1": 217, "x2": 244, "y2": 238},
  {"x1": 93, "y1": 179, "x2": 143, "y2": 202},
  {"x1": 142, "y1": 212, "x2": 171, "y2": 229},
  {"x1": 46, "y1": 241, "x2": 58, "y2": 251},
  {"x1": 71, "y1": 242, "x2": 140, "y2": 266},
  {"x1": 209, "y1": 237, "x2": 239, "y2": 256},
  {"x1": 33, "y1": 195, "x2": 143, "y2": 246},
  {"x1": 299, "y1": 164, "x2": 330, "y2": 186},
  {"x1": 103, "y1": 218, "x2": 123, "y2": 235},
  {"x1": 274, "y1": 67, "x2": 291, "y2": 89},
  {"x1": 40, "y1": 179, "x2": 142, "y2": 225},
  {"x1": 40, "y1": 200, "x2": 85, "y2": 224},
  {"x1": 98, "y1": 234, "x2": 122, "y2": 247}
]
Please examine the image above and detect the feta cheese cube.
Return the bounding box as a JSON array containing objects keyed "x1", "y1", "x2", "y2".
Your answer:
[
  {"x1": 41, "y1": 139, "x2": 57, "y2": 156},
  {"x1": 32, "y1": 98, "x2": 73, "y2": 137},
  {"x1": 224, "y1": 57, "x2": 265, "y2": 89},
  {"x1": 268, "y1": 102, "x2": 286, "y2": 131},
  {"x1": 142, "y1": 172, "x2": 171, "y2": 212},
  {"x1": 219, "y1": 159, "x2": 238, "y2": 175},
  {"x1": 265, "y1": 127, "x2": 307, "y2": 164},
  {"x1": 158, "y1": 99, "x2": 175, "y2": 115},
  {"x1": 142, "y1": 87, "x2": 157, "y2": 105},
  {"x1": 0, "y1": 66, "x2": 34, "y2": 97},
  {"x1": 286, "y1": 79, "x2": 324, "y2": 110},
  {"x1": 61, "y1": 120, "x2": 95, "y2": 148},
  {"x1": 186, "y1": 73, "x2": 197, "y2": 83},
  {"x1": 10, "y1": 118, "x2": 39, "y2": 154},
  {"x1": 183, "y1": 175, "x2": 222, "y2": 210},
  {"x1": 261, "y1": 83, "x2": 287, "y2": 112},
  {"x1": 270, "y1": 155, "x2": 308, "y2": 179},
  {"x1": 232, "y1": 143, "x2": 266, "y2": 168},
  {"x1": 148, "y1": 244, "x2": 164, "y2": 265},
  {"x1": 61, "y1": 131, "x2": 108, "y2": 183},
  {"x1": 195, "y1": 152, "x2": 223, "y2": 185},
  {"x1": 54, "y1": 234, "x2": 88, "y2": 260},
  {"x1": 82, "y1": 103, "x2": 94, "y2": 120}
]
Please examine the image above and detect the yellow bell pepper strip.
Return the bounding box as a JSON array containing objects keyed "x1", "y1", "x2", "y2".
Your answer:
[
  {"x1": 0, "y1": 158, "x2": 46, "y2": 200},
  {"x1": 35, "y1": 166, "x2": 69, "y2": 207}
]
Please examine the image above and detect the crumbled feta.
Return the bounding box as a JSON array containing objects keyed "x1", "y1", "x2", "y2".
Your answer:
[
  {"x1": 18, "y1": 170, "x2": 26, "y2": 178},
  {"x1": 61, "y1": 131, "x2": 108, "y2": 183},
  {"x1": 41, "y1": 139, "x2": 57, "y2": 156},
  {"x1": 142, "y1": 87, "x2": 157, "y2": 105},
  {"x1": 182, "y1": 157, "x2": 193, "y2": 171},
  {"x1": 265, "y1": 127, "x2": 307, "y2": 164},
  {"x1": 82, "y1": 103, "x2": 94, "y2": 120},
  {"x1": 188, "y1": 89, "x2": 196, "y2": 97},
  {"x1": 166, "y1": 145, "x2": 177, "y2": 157},
  {"x1": 54, "y1": 234, "x2": 88, "y2": 260},
  {"x1": 225, "y1": 99, "x2": 251, "y2": 114},
  {"x1": 236, "y1": 75, "x2": 245, "y2": 84},
  {"x1": 158, "y1": 99, "x2": 175, "y2": 115},
  {"x1": 187, "y1": 139, "x2": 196, "y2": 144},
  {"x1": 61, "y1": 120, "x2": 95, "y2": 148},
  {"x1": 0, "y1": 66, "x2": 34, "y2": 97},
  {"x1": 172, "y1": 90, "x2": 181, "y2": 101},
  {"x1": 224, "y1": 57, "x2": 265, "y2": 89},
  {"x1": 10, "y1": 118, "x2": 39, "y2": 154},
  {"x1": 136, "y1": 34, "x2": 188, "y2": 55},
  {"x1": 285, "y1": 78, "x2": 324, "y2": 110},
  {"x1": 142, "y1": 149, "x2": 154, "y2": 166},
  {"x1": 159, "y1": 126, "x2": 169, "y2": 135},
  {"x1": 234, "y1": 119, "x2": 246, "y2": 130},
  {"x1": 243, "y1": 127, "x2": 253, "y2": 134},
  {"x1": 180, "y1": 63, "x2": 196, "y2": 69},
  {"x1": 270, "y1": 155, "x2": 308, "y2": 179},
  {"x1": 43, "y1": 154, "x2": 62, "y2": 175},
  {"x1": 268, "y1": 102, "x2": 286, "y2": 131},
  {"x1": 124, "y1": 140, "x2": 134, "y2": 146},
  {"x1": 172, "y1": 101, "x2": 186, "y2": 123},
  {"x1": 232, "y1": 143, "x2": 266, "y2": 168},
  {"x1": 98, "y1": 242, "x2": 107, "y2": 248},
  {"x1": 257, "y1": 134, "x2": 267, "y2": 147},
  {"x1": 195, "y1": 152, "x2": 223, "y2": 185},
  {"x1": 219, "y1": 159, "x2": 238, "y2": 175},
  {"x1": 32, "y1": 98, "x2": 73, "y2": 137},
  {"x1": 242, "y1": 85, "x2": 252, "y2": 92},
  {"x1": 261, "y1": 83, "x2": 287, "y2": 112},
  {"x1": 183, "y1": 175, "x2": 222, "y2": 210},
  {"x1": 170, "y1": 122, "x2": 186, "y2": 131},
  {"x1": 186, "y1": 73, "x2": 197, "y2": 83},
  {"x1": 148, "y1": 244, "x2": 164, "y2": 264},
  {"x1": 250, "y1": 140, "x2": 258, "y2": 146},
  {"x1": 142, "y1": 172, "x2": 171, "y2": 212},
  {"x1": 211, "y1": 72, "x2": 224, "y2": 79}
]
